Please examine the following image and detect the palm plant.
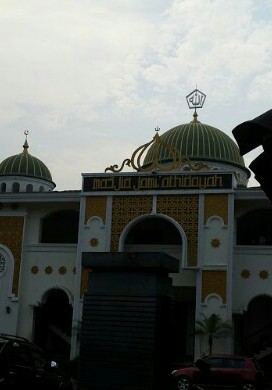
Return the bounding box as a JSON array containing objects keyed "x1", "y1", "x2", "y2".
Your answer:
[{"x1": 195, "y1": 313, "x2": 232, "y2": 354}]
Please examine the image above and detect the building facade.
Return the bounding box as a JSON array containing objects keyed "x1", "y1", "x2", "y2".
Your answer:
[{"x1": 0, "y1": 98, "x2": 272, "y2": 365}]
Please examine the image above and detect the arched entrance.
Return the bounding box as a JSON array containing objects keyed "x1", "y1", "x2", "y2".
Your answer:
[
  {"x1": 34, "y1": 288, "x2": 73, "y2": 360},
  {"x1": 244, "y1": 295, "x2": 272, "y2": 356},
  {"x1": 123, "y1": 214, "x2": 183, "y2": 257},
  {"x1": 122, "y1": 215, "x2": 196, "y2": 365}
]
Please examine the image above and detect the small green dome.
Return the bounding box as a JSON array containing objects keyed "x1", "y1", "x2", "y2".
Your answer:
[
  {"x1": 144, "y1": 119, "x2": 246, "y2": 170},
  {"x1": 0, "y1": 138, "x2": 53, "y2": 182}
]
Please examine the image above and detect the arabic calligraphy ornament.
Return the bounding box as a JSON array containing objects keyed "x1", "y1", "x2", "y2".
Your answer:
[{"x1": 186, "y1": 88, "x2": 206, "y2": 111}]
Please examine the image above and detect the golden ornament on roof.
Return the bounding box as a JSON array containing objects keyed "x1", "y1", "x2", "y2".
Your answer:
[{"x1": 105, "y1": 129, "x2": 209, "y2": 173}]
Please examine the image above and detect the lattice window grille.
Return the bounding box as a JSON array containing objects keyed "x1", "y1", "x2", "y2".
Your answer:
[{"x1": 0, "y1": 254, "x2": 6, "y2": 275}]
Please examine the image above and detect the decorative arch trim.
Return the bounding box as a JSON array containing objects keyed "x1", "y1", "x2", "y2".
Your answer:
[
  {"x1": 205, "y1": 215, "x2": 226, "y2": 228},
  {"x1": 203, "y1": 292, "x2": 224, "y2": 306},
  {"x1": 38, "y1": 286, "x2": 74, "y2": 306},
  {"x1": 119, "y1": 213, "x2": 187, "y2": 267}
]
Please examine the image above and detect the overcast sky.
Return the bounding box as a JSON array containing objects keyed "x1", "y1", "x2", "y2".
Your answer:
[{"x1": 1, "y1": 0, "x2": 271, "y2": 190}]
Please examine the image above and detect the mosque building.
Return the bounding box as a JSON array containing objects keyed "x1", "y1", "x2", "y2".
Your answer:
[{"x1": 0, "y1": 89, "x2": 272, "y2": 366}]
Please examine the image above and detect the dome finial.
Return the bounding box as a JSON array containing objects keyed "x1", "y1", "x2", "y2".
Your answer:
[
  {"x1": 23, "y1": 130, "x2": 29, "y2": 154},
  {"x1": 192, "y1": 111, "x2": 198, "y2": 122},
  {"x1": 186, "y1": 87, "x2": 206, "y2": 123}
]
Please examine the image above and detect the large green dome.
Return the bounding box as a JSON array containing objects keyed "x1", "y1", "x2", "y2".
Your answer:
[
  {"x1": 143, "y1": 119, "x2": 246, "y2": 170},
  {"x1": 0, "y1": 138, "x2": 53, "y2": 182}
]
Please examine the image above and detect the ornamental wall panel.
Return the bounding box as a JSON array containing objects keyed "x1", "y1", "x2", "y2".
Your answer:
[
  {"x1": 85, "y1": 196, "x2": 107, "y2": 224},
  {"x1": 204, "y1": 194, "x2": 228, "y2": 224},
  {"x1": 202, "y1": 270, "x2": 227, "y2": 303},
  {"x1": 111, "y1": 196, "x2": 153, "y2": 251},
  {"x1": 157, "y1": 195, "x2": 198, "y2": 266},
  {"x1": 0, "y1": 216, "x2": 24, "y2": 296}
]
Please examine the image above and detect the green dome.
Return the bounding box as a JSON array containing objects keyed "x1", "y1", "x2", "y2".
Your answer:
[
  {"x1": 0, "y1": 139, "x2": 53, "y2": 182},
  {"x1": 143, "y1": 120, "x2": 246, "y2": 169}
]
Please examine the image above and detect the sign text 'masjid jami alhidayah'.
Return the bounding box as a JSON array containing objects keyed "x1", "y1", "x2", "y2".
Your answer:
[{"x1": 83, "y1": 173, "x2": 233, "y2": 192}]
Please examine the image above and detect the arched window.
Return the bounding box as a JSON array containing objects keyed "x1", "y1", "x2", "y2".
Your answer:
[
  {"x1": 41, "y1": 210, "x2": 79, "y2": 243},
  {"x1": 12, "y1": 182, "x2": 20, "y2": 192},
  {"x1": 26, "y1": 184, "x2": 33, "y2": 192},
  {"x1": 125, "y1": 216, "x2": 181, "y2": 245},
  {"x1": 39, "y1": 186, "x2": 45, "y2": 192},
  {"x1": 0, "y1": 183, "x2": 6, "y2": 193},
  {"x1": 236, "y1": 209, "x2": 272, "y2": 245}
]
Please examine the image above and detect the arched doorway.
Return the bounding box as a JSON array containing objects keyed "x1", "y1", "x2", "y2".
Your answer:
[
  {"x1": 123, "y1": 215, "x2": 195, "y2": 365},
  {"x1": 244, "y1": 295, "x2": 272, "y2": 356},
  {"x1": 34, "y1": 288, "x2": 73, "y2": 360}
]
